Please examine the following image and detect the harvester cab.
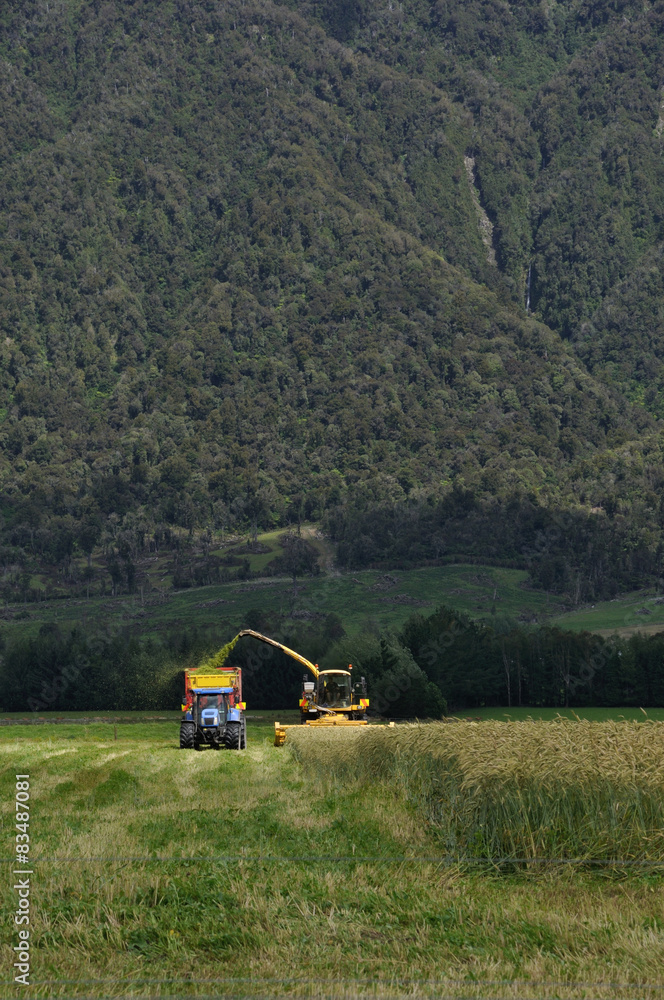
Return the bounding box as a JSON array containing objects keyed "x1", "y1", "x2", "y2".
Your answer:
[
  {"x1": 301, "y1": 669, "x2": 368, "y2": 721},
  {"x1": 180, "y1": 667, "x2": 246, "y2": 750}
]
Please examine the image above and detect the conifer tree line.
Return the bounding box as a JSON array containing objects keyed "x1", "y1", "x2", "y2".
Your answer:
[{"x1": 3, "y1": 608, "x2": 662, "y2": 715}]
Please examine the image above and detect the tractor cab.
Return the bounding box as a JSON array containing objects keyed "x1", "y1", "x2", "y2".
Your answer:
[{"x1": 191, "y1": 690, "x2": 227, "y2": 730}]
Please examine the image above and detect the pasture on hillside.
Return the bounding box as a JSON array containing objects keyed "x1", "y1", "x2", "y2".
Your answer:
[
  {"x1": 0, "y1": 564, "x2": 557, "y2": 643},
  {"x1": 4, "y1": 559, "x2": 664, "y2": 657},
  {"x1": 1, "y1": 717, "x2": 662, "y2": 999}
]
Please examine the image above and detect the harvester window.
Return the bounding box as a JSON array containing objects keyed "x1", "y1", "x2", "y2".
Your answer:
[{"x1": 318, "y1": 674, "x2": 352, "y2": 708}]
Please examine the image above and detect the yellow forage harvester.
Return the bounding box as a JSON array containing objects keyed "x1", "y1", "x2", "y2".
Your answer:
[{"x1": 233, "y1": 629, "x2": 371, "y2": 747}]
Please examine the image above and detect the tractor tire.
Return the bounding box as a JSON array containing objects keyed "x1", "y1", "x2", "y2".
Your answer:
[
  {"x1": 223, "y1": 721, "x2": 241, "y2": 750},
  {"x1": 241, "y1": 718, "x2": 247, "y2": 749},
  {"x1": 179, "y1": 722, "x2": 195, "y2": 749}
]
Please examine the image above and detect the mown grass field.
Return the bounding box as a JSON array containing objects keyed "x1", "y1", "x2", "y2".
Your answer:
[{"x1": 1, "y1": 718, "x2": 663, "y2": 999}]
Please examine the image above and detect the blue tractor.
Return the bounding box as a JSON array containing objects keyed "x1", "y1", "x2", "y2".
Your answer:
[{"x1": 180, "y1": 666, "x2": 247, "y2": 750}]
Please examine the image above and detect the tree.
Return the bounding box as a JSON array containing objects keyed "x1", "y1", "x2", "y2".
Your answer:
[{"x1": 279, "y1": 534, "x2": 320, "y2": 590}]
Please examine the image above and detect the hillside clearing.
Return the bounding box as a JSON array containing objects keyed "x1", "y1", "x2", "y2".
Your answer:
[
  {"x1": 5, "y1": 555, "x2": 664, "y2": 649},
  {"x1": 0, "y1": 564, "x2": 559, "y2": 643}
]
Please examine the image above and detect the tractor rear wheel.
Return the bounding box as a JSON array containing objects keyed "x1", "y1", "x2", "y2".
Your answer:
[
  {"x1": 179, "y1": 722, "x2": 195, "y2": 749},
  {"x1": 223, "y1": 722, "x2": 241, "y2": 750}
]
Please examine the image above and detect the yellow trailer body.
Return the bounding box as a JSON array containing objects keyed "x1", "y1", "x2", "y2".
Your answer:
[{"x1": 188, "y1": 670, "x2": 241, "y2": 691}]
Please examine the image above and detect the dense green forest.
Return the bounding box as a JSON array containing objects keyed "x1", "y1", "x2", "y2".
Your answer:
[{"x1": 1, "y1": 0, "x2": 664, "y2": 604}]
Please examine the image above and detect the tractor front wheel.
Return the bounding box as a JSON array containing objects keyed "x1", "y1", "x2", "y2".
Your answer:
[
  {"x1": 223, "y1": 722, "x2": 241, "y2": 750},
  {"x1": 179, "y1": 722, "x2": 195, "y2": 749}
]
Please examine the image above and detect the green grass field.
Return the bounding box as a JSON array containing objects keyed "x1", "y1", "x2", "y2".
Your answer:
[
  {"x1": 0, "y1": 564, "x2": 556, "y2": 642},
  {"x1": 5, "y1": 545, "x2": 664, "y2": 653},
  {"x1": 0, "y1": 709, "x2": 301, "y2": 728},
  {"x1": 550, "y1": 588, "x2": 664, "y2": 636},
  {"x1": 1, "y1": 718, "x2": 663, "y2": 999}
]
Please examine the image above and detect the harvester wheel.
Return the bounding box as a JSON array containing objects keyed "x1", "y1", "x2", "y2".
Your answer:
[
  {"x1": 223, "y1": 721, "x2": 241, "y2": 750},
  {"x1": 179, "y1": 722, "x2": 195, "y2": 749}
]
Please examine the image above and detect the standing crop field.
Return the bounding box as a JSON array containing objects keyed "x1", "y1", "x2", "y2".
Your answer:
[{"x1": 287, "y1": 720, "x2": 664, "y2": 864}]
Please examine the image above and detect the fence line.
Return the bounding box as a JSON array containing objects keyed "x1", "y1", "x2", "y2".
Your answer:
[
  {"x1": 3, "y1": 854, "x2": 664, "y2": 866},
  {"x1": 6, "y1": 974, "x2": 664, "y2": 990},
  {"x1": 0, "y1": 991, "x2": 656, "y2": 1000}
]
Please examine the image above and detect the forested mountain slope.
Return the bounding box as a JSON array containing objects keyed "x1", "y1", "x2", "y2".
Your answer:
[{"x1": 1, "y1": 0, "x2": 664, "y2": 601}]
